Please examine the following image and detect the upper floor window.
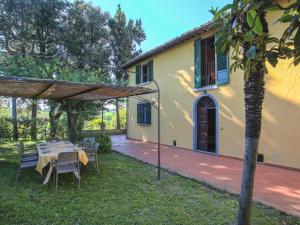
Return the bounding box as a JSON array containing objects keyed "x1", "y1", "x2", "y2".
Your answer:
[
  {"x1": 201, "y1": 37, "x2": 216, "y2": 87},
  {"x1": 194, "y1": 36, "x2": 229, "y2": 89},
  {"x1": 136, "y1": 60, "x2": 153, "y2": 84},
  {"x1": 142, "y1": 63, "x2": 149, "y2": 83}
]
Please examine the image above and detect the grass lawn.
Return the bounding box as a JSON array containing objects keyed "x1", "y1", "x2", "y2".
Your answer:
[{"x1": 0, "y1": 142, "x2": 300, "y2": 225}]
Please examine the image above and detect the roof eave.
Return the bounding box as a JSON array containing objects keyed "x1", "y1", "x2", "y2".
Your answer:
[{"x1": 122, "y1": 20, "x2": 215, "y2": 69}]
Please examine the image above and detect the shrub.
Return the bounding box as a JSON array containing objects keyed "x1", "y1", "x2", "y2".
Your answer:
[
  {"x1": 95, "y1": 132, "x2": 112, "y2": 153},
  {"x1": 17, "y1": 117, "x2": 31, "y2": 140},
  {"x1": 37, "y1": 118, "x2": 50, "y2": 140},
  {"x1": 0, "y1": 116, "x2": 12, "y2": 141}
]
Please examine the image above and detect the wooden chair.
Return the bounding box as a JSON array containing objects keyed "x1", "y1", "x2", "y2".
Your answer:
[
  {"x1": 85, "y1": 142, "x2": 100, "y2": 174},
  {"x1": 15, "y1": 143, "x2": 38, "y2": 183},
  {"x1": 53, "y1": 152, "x2": 80, "y2": 193},
  {"x1": 18, "y1": 142, "x2": 38, "y2": 162}
]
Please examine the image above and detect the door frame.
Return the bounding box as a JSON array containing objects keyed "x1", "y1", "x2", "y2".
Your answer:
[{"x1": 193, "y1": 93, "x2": 219, "y2": 156}]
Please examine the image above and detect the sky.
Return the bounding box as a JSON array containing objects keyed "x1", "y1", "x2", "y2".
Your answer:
[{"x1": 92, "y1": 0, "x2": 232, "y2": 52}]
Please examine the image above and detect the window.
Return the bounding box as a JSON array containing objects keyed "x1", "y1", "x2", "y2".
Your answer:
[
  {"x1": 194, "y1": 35, "x2": 229, "y2": 89},
  {"x1": 201, "y1": 36, "x2": 216, "y2": 87},
  {"x1": 142, "y1": 64, "x2": 149, "y2": 83},
  {"x1": 137, "y1": 102, "x2": 151, "y2": 125},
  {"x1": 135, "y1": 60, "x2": 153, "y2": 85}
]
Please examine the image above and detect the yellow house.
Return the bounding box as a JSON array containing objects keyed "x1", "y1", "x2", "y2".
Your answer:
[{"x1": 122, "y1": 10, "x2": 300, "y2": 170}]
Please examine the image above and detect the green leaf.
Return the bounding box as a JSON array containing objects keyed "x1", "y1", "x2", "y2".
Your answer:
[
  {"x1": 209, "y1": 7, "x2": 218, "y2": 16},
  {"x1": 242, "y1": 32, "x2": 255, "y2": 42},
  {"x1": 247, "y1": 9, "x2": 264, "y2": 35},
  {"x1": 266, "y1": 5, "x2": 281, "y2": 12},
  {"x1": 267, "y1": 54, "x2": 278, "y2": 68},
  {"x1": 247, "y1": 9, "x2": 256, "y2": 27},
  {"x1": 278, "y1": 14, "x2": 293, "y2": 23},
  {"x1": 294, "y1": 55, "x2": 300, "y2": 66},
  {"x1": 215, "y1": 31, "x2": 230, "y2": 54},
  {"x1": 246, "y1": 46, "x2": 256, "y2": 59},
  {"x1": 214, "y1": 4, "x2": 233, "y2": 18}
]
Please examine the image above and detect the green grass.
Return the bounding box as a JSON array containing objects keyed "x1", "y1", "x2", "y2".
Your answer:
[{"x1": 0, "y1": 142, "x2": 300, "y2": 225}]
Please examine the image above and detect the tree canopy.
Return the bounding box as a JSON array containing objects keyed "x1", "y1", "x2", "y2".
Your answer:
[
  {"x1": 0, "y1": 0, "x2": 146, "y2": 142},
  {"x1": 211, "y1": 0, "x2": 300, "y2": 77},
  {"x1": 109, "y1": 4, "x2": 146, "y2": 81}
]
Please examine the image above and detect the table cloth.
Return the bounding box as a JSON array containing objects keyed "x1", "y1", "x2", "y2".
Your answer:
[{"x1": 36, "y1": 141, "x2": 88, "y2": 184}]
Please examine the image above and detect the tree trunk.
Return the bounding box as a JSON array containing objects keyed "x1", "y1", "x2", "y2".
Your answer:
[
  {"x1": 70, "y1": 113, "x2": 77, "y2": 143},
  {"x1": 49, "y1": 107, "x2": 57, "y2": 139},
  {"x1": 30, "y1": 99, "x2": 37, "y2": 140},
  {"x1": 115, "y1": 98, "x2": 120, "y2": 129},
  {"x1": 236, "y1": 11, "x2": 268, "y2": 225},
  {"x1": 12, "y1": 97, "x2": 18, "y2": 141},
  {"x1": 236, "y1": 63, "x2": 265, "y2": 225},
  {"x1": 67, "y1": 105, "x2": 78, "y2": 143},
  {"x1": 67, "y1": 109, "x2": 71, "y2": 140},
  {"x1": 49, "y1": 104, "x2": 63, "y2": 139}
]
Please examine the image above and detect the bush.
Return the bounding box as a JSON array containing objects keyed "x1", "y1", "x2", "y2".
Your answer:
[
  {"x1": 37, "y1": 118, "x2": 50, "y2": 140},
  {"x1": 95, "y1": 132, "x2": 112, "y2": 153},
  {"x1": 0, "y1": 116, "x2": 12, "y2": 141},
  {"x1": 17, "y1": 117, "x2": 32, "y2": 140}
]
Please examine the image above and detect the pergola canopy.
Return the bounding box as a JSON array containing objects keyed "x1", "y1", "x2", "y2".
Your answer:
[{"x1": 0, "y1": 76, "x2": 156, "y2": 101}]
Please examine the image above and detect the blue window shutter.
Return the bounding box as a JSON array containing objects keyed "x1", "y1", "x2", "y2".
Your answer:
[
  {"x1": 142, "y1": 104, "x2": 146, "y2": 123},
  {"x1": 194, "y1": 38, "x2": 202, "y2": 88},
  {"x1": 148, "y1": 60, "x2": 153, "y2": 81},
  {"x1": 137, "y1": 104, "x2": 141, "y2": 123},
  {"x1": 146, "y1": 103, "x2": 151, "y2": 124},
  {"x1": 216, "y1": 53, "x2": 229, "y2": 85},
  {"x1": 136, "y1": 65, "x2": 141, "y2": 84}
]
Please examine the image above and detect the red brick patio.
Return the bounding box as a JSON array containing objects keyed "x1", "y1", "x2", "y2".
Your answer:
[{"x1": 111, "y1": 135, "x2": 300, "y2": 217}]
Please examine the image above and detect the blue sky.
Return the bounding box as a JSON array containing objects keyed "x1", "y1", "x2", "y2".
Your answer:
[{"x1": 92, "y1": 0, "x2": 232, "y2": 52}]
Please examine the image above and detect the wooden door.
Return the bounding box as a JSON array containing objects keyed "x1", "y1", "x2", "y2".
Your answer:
[{"x1": 197, "y1": 106, "x2": 208, "y2": 150}]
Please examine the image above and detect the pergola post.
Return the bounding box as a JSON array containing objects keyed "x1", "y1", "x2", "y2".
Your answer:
[
  {"x1": 130, "y1": 79, "x2": 161, "y2": 180},
  {"x1": 117, "y1": 68, "x2": 161, "y2": 180},
  {"x1": 152, "y1": 80, "x2": 161, "y2": 181}
]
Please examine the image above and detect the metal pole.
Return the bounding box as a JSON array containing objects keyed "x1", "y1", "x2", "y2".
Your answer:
[
  {"x1": 119, "y1": 66, "x2": 161, "y2": 180},
  {"x1": 152, "y1": 80, "x2": 160, "y2": 181}
]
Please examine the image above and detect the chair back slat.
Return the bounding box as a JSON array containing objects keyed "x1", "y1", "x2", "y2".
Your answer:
[
  {"x1": 86, "y1": 142, "x2": 99, "y2": 154},
  {"x1": 82, "y1": 138, "x2": 89, "y2": 145},
  {"x1": 87, "y1": 140, "x2": 94, "y2": 149},
  {"x1": 57, "y1": 152, "x2": 78, "y2": 166},
  {"x1": 20, "y1": 142, "x2": 25, "y2": 153},
  {"x1": 16, "y1": 144, "x2": 22, "y2": 160},
  {"x1": 17, "y1": 142, "x2": 26, "y2": 160}
]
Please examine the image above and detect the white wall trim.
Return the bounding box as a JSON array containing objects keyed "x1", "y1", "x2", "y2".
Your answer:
[
  {"x1": 193, "y1": 85, "x2": 218, "y2": 92},
  {"x1": 137, "y1": 81, "x2": 152, "y2": 86}
]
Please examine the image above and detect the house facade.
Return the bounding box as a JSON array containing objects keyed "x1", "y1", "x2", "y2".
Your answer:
[{"x1": 123, "y1": 10, "x2": 300, "y2": 170}]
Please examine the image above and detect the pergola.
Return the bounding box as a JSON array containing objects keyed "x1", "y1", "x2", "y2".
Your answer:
[
  {"x1": 0, "y1": 75, "x2": 162, "y2": 180},
  {"x1": 0, "y1": 76, "x2": 156, "y2": 100}
]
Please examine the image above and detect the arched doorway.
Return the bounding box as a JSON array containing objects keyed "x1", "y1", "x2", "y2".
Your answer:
[{"x1": 193, "y1": 94, "x2": 218, "y2": 154}]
